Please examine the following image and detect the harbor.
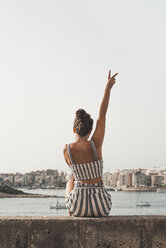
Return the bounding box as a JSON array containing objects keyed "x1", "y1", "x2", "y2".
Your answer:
[{"x1": 0, "y1": 188, "x2": 166, "y2": 216}]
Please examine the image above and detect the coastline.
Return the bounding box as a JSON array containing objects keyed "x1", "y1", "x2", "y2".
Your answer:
[
  {"x1": 122, "y1": 187, "x2": 165, "y2": 192},
  {"x1": 1, "y1": 186, "x2": 166, "y2": 197},
  {"x1": 0, "y1": 192, "x2": 61, "y2": 198}
]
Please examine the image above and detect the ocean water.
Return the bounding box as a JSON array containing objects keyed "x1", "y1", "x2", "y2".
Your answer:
[{"x1": 0, "y1": 188, "x2": 166, "y2": 216}]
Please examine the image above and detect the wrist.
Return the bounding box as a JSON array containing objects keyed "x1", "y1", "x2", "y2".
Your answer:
[{"x1": 106, "y1": 84, "x2": 112, "y2": 90}]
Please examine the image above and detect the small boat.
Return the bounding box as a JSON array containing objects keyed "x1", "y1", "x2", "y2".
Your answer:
[
  {"x1": 156, "y1": 188, "x2": 166, "y2": 193},
  {"x1": 136, "y1": 192, "x2": 150, "y2": 207},
  {"x1": 136, "y1": 201, "x2": 151, "y2": 207},
  {"x1": 49, "y1": 199, "x2": 67, "y2": 209},
  {"x1": 106, "y1": 187, "x2": 115, "y2": 191}
]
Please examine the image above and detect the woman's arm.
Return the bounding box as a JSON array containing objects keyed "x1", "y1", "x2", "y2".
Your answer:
[{"x1": 92, "y1": 70, "x2": 118, "y2": 148}]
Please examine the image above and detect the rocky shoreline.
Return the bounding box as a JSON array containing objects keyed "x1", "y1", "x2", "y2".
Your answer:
[{"x1": 0, "y1": 185, "x2": 65, "y2": 198}]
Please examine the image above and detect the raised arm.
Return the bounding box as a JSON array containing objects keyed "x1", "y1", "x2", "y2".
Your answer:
[{"x1": 92, "y1": 70, "x2": 118, "y2": 148}]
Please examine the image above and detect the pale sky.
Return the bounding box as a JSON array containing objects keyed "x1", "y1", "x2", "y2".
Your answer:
[{"x1": 0, "y1": 0, "x2": 166, "y2": 174}]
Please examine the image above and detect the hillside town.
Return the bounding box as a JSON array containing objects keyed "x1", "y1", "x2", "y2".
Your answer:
[
  {"x1": 103, "y1": 168, "x2": 166, "y2": 190},
  {"x1": 0, "y1": 169, "x2": 67, "y2": 189},
  {"x1": 0, "y1": 168, "x2": 166, "y2": 190}
]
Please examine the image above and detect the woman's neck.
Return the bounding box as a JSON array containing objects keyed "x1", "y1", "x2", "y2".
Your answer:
[{"x1": 75, "y1": 135, "x2": 89, "y2": 143}]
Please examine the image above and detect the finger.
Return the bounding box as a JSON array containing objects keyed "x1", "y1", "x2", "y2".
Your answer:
[
  {"x1": 108, "y1": 70, "x2": 111, "y2": 79},
  {"x1": 112, "y1": 73, "x2": 118, "y2": 78}
]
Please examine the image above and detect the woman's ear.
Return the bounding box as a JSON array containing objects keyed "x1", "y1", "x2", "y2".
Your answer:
[{"x1": 73, "y1": 127, "x2": 76, "y2": 133}]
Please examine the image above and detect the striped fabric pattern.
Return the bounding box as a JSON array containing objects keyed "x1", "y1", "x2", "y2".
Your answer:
[
  {"x1": 69, "y1": 159, "x2": 103, "y2": 180},
  {"x1": 66, "y1": 181, "x2": 112, "y2": 217},
  {"x1": 66, "y1": 139, "x2": 112, "y2": 217}
]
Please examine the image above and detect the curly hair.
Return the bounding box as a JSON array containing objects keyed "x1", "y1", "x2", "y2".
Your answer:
[{"x1": 73, "y1": 109, "x2": 93, "y2": 137}]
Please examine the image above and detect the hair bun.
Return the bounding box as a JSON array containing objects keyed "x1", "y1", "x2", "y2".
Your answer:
[
  {"x1": 76, "y1": 109, "x2": 90, "y2": 121},
  {"x1": 74, "y1": 109, "x2": 93, "y2": 137}
]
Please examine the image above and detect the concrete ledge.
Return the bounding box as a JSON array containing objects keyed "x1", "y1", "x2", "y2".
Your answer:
[{"x1": 0, "y1": 216, "x2": 166, "y2": 248}]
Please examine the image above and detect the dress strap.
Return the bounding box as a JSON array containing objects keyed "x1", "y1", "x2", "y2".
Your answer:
[
  {"x1": 67, "y1": 144, "x2": 74, "y2": 164},
  {"x1": 90, "y1": 139, "x2": 98, "y2": 161}
]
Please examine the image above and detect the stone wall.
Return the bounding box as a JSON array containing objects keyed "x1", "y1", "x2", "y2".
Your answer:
[{"x1": 0, "y1": 216, "x2": 166, "y2": 248}]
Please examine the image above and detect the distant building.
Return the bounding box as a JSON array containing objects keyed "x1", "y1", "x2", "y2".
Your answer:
[
  {"x1": 151, "y1": 175, "x2": 164, "y2": 187},
  {"x1": 111, "y1": 172, "x2": 120, "y2": 187},
  {"x1": 127, "y1": 173, "x2": 133, "y2": 187},
  {"x1": 119, "y1": 173, "x2": 127, "y2": 187},
  {"x1": 133, "y1": 171, "x2": 147, "y2": 187},
  {"x1": 103, "y1": 172, "x2": 112, "y2": 187},
  {"x1": 46, "y1": 169, "x2": 58, "y2": 176}
]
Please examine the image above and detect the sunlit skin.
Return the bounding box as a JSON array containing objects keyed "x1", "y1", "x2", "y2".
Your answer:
[{"x1": 63, "y1": 70, "x2": 118, "y2": 212}]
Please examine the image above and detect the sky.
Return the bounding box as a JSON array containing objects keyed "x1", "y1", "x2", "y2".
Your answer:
[{"x1": 0, "y1": 0, "x2": 166, "y2": 174}]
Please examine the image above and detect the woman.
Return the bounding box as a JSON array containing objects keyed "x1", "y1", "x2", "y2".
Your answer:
[{"x1": 63, "y1": 70, "x2": 118, "y2": 217}]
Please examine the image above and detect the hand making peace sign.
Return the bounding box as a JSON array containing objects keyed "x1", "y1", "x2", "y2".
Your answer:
[{"x1": 107, "y1": 70, "x2": 118, "y2": 89}]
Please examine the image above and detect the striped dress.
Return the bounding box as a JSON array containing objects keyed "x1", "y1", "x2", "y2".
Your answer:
[{"x1": 65, "y1": 139, "x2": 112, "y2": 217}]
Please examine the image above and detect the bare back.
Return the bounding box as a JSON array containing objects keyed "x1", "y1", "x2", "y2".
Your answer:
[{"x1": 64, "y1": 140, "x2": 102, "y2": 166}]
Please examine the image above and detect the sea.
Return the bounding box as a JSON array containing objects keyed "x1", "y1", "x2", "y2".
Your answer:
[{"x1": 0, "y1": 188, "x2": 166, "y2": 216}]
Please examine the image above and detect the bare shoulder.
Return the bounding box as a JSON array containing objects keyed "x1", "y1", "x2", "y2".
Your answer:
[
  {"x1": 63, "y1": 142, "x2": 77, "y2": 156},
  {"x1": 91, "y1": 138, "x2": 102, "y2": 159},
  {"x1": 63, "y1": 144, "x2": 69, "y2": 165}
]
